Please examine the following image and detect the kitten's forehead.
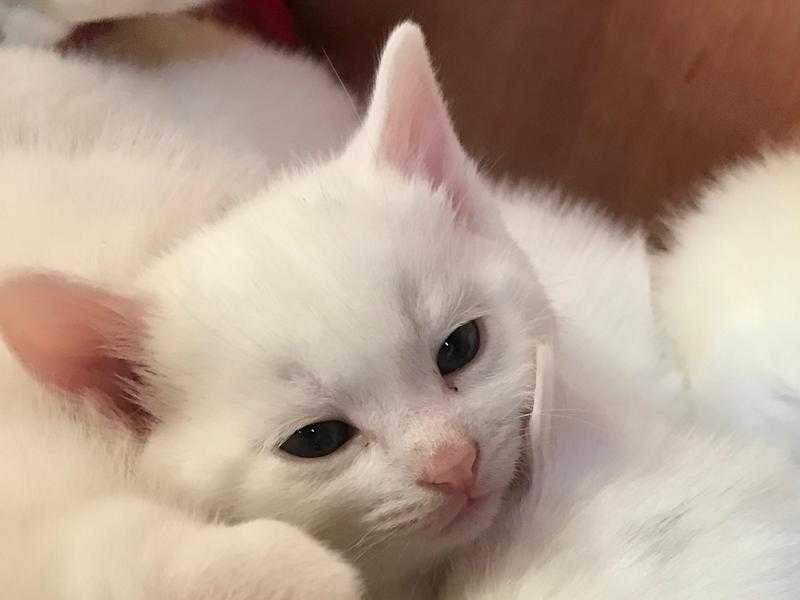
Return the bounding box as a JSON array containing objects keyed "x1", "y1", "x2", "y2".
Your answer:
[
  {"x1": 145, "y1": 162, "x2": 507, "y2": 382},
  {"x1": 256, "y1": 168, "x2": 488, "y2": 356},
  {"x1": 237, "y1": 165, "x2": 490, "y2": 300}
]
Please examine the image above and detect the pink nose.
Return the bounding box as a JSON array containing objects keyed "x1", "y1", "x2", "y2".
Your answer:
[{"x1": 418, "y1": 438, "x2": 478, "y2": 495}]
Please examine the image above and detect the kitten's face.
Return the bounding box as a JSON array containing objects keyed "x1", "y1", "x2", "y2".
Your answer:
[
  {"x1": 140, "y1": 166, "x2": 548, "y2": 566},
  {"x1": 138, "y1": 23, "x2": 552, "y2": 580}
]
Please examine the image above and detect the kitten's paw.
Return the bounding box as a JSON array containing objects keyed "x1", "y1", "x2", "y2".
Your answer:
[
  {"x1": 0, "y1": 4, "x2": 72, "y2": 46},
  {"x1": 160, "y1": 519, "x2": 363, "y2": 600}
]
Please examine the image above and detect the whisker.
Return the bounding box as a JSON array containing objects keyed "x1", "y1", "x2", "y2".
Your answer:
[
  {"x1": 545, "y1": 413, "x2": 610, "y2": 433},
  {"x1": 349, "y1": 523, "x2": 409, "y2": 563},
  {"x1": 321, "y1": 48, "x2": 361, "y2": 122}
]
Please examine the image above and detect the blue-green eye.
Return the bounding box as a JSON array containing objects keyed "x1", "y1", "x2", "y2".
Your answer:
[
  {"x1": 437, "y1": 320, "x2": 480, "y2": 376},
  {"x1": 280, "y1": 420, "x2": 355, "y2": 459}
]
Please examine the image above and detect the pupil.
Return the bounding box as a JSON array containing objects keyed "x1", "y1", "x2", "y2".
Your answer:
[
  {"x1": 280, "y1": 420, "x2": 353, "y2": 459},
  {"x1": 436, "y1": 320, "x2": 480, "y2": 376},
  {"x1": 304, "y1": 425, "x2": 329, "y2": 451}
]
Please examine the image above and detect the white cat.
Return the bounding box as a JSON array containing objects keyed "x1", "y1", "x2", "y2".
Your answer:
[
  {"x1": 3, "y1": 18, "x2": 560, "y2": 596},
  {"x1": 0, "y1": 10, "x2": 563, "y2": 597},
  {"x1": 2, "y1": 6, "x2": 798, "y2": 600}
]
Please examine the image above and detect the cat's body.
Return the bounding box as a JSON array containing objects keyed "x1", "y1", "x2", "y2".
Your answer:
[
  {"x1": 443, "y1": 404, "x2": 800, "y2": 599},
  {"x1": 1, "y1": 5, "x2": 799, "y2": 600},
  {"x1": 439, "y1": 184, "x2": 798, "y2": 598},
  {"x1": 434, "y1": 140, "x2": 800, "y2": 600},
  {"x1": 439, "y1": 145, "x2": 800, "y2": 598}
]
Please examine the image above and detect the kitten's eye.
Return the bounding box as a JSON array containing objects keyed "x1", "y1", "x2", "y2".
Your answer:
[
  {"x1": 280, "y1": 420, "x2": 355, "y2": 459},
  {"x1": 437, "y1": 320, "x2": 480, "y2": 376}
]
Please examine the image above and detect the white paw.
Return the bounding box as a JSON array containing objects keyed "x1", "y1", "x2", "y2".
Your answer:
[
  {"x1": 0, "y1": 4, "x2": 72, "y2": 46},
  {"x1": 156, "y1": 519, "x2": 363, "y2": 600}
]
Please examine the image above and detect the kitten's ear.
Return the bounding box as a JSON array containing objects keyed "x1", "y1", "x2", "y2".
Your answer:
[
  {"x1": 0, "y1": 272, "x2": 152, "y2": 432},
  {"x1": 348, "y1": 22, "x2": 481, "y2": 222}
]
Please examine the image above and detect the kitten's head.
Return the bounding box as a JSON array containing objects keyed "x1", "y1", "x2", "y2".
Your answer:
[{"x1": 0, "y1": 23, "x2": 552, "y2": 583}]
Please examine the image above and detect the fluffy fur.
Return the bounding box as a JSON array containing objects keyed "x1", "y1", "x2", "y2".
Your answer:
[
  {"x1": 129, "y1": 24, "x2": 553, "y2": 597},
  {"x1": 2, "y1": 6, "x2": 799, "y2": 600},
  {"x1": 440, "y1": 155, "x2": 800, "y2": 600},
  {"x1": 442, "y1": 145, "x2": 800, "y2": 600},
  {"x1": 0, "y1": 8, "x2": 362, "y2": 600},
  {"x1": 654, "y1": 151, "x2": 800, "y2": 457},
  {"x1": 0, "y1": 13, "x2": 552, "y2": 598},
  {"x1": 443, "y1": 414, "x2": 800, "y2": 599}
]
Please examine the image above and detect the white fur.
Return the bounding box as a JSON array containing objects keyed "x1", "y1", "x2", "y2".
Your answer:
[
  {"x1": 2, "y1": 9, "x2": 799, "y2": 600},
  {"x1": 0, "y1": 12, "x2": 356, "y2": 278},
  {"x1": 0, "y1": 353, "x2": 360, "y2": 600},
  {"x1": 125, "y1": 23, "x2": 551, "y2": 597},
  {"x1": 443, "y1": 414, "x2": 800, "y2": 599},
  {"x1": 442, "y1": 179, "x2": 800, "y2": 600},
  {"x1": 0, "y1": 8, "x2": 361, "y2": 600},
  {"x1": 654, "y1": 151, "x2": 800, "y2": 456},
  {"x1": 0, "y1": 17, "x2": 550, "y2": 599}
]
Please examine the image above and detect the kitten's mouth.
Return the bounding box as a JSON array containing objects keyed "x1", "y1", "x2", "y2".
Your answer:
[
  {"x1": 427, "y1": 488, "x2": 503, "y2": 543},
  {"x1": 438, "y1": 494, "x2": 491, "y2": 531}
]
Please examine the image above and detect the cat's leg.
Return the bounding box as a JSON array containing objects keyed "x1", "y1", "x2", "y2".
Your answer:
[
  {"x1": 0, "y1": 0, "x2": 208, "y2": 45},
  {"x1": 33, "y1": 495, "x2": 362, "y2": 600}
]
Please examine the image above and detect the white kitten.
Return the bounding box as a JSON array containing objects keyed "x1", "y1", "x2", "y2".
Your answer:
[
  {"x1": 128, "y1": 23, "x2": 554, "y2": 596},
  {"x1": 4, "y1": 7, "x2": 797, "y2": 600},
  {"x1": 0, "y1": 17, "x2": 554, "y2": 599}
]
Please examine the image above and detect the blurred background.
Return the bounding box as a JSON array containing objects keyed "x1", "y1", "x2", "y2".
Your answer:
[
  {"x1": 283, "y1": 1, "x2": 800, "y2": 228},
  {"x1": 201, "y1": 1, "x2": 800, "y2": 227}
]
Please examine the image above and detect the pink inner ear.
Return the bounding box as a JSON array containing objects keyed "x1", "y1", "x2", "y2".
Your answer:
[
  {"x1": 364, "y1": 23, "x2": 473, "y2": 218},
  {"x1": 0, "y1": 273, "x2": 151, "y2": 432},
  {"x1": 380, "y1": 82, "x2": 466, "y2": 199}
]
